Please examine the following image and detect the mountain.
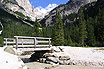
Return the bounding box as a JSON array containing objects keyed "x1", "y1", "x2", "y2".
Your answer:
[
  {"x1": 40, "y1": 0, "x2": 97, "y2": 27},
  {"x1": 0, "y1": 0, "x2": 44, "y2": 21}
]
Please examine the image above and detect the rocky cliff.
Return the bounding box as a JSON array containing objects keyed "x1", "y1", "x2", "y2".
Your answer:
[
  {"x1": 0, "y1": 0, "x2": 44, "y2": 21},
  {"x1": 41, "y1": 0, "x2": 97, "y2": 27}
]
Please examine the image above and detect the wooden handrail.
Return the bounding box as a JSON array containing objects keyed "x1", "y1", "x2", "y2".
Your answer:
[
  {"x1": 4, "y1": 36, "x2": 52, "y2": 49},
  {"x1": 14, "y1": 36, "x2": 51, "y2": 39}
]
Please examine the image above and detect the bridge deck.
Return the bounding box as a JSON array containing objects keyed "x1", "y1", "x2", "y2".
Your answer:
[{"x1": 16, "y1": 48, "x2": 52, "y2": 52}]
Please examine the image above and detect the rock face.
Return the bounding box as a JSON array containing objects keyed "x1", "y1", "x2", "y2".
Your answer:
[
  {"x1": 41, "y1": 0, "x2": 97, "y2": 27},
  {"x1": 0, "y1": 0, "x2": 44, "y2": 21}
]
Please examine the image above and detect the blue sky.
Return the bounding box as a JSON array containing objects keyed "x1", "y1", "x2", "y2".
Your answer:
[{"x1": 29, "y1": 0, "x2": 69, "y2": 14}]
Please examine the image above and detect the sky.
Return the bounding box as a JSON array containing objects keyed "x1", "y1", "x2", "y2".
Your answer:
[{"x1": 29, "y1": 0, "x2": 69, "y2": 14}]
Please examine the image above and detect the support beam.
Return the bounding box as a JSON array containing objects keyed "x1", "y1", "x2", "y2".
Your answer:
[{"x1": 15, "y1": 37, "x2": 18, "y2": 49}]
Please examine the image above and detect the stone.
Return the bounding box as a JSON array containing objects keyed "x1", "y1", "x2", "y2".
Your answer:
[
  {"x1": 59, "y1": 56, "x2": 70, "y2": 60},
  {"x1": 63, "y1": 60, "x2": 70, "y2": 65},
  {"x1": 46, "y1": 61, "x2": 55, "y2": 64},
  {"x1": 53, "y1": 47, "x2": 61, "y2": 52},
  {"x1": 39, "y1": 58, "x2": 46, "y2": 63},
  {"x1": 57, "y1": 60, "x2": 64, "y2": 65},
  {"x1": 58, "y1": 47, "x2": 64, "y2": 52},
  {"x1": 44, "y1": 53, "x2": 53, "y2": 57},
  {"x1": 4, "y1": 47, "x2": 16, "y2": 55},
  {"x1": 47, "y1": 57, "x2": 58, "y2": 63}
]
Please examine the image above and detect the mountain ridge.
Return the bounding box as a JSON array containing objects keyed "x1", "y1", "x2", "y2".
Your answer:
[
  {"x1": 0, "y1": 0, "x2": 44, "y2": 21},
  {"x1": 40, "y1": 0, "x2": 97, "y2": 27}
]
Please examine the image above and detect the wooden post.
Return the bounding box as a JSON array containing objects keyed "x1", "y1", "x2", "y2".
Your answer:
[
  {"x1": 22, "y1": 39, "x2": 23, "y2": 47},
  {"x1": 34, "y1": 37, "x2": 36, "y2": 48},
  {"x1": 16, "y1": 37, "x2": 18, "y2": 49},
  {"x1": 49, "y1": 39, "x2": 51, "y2": 48},
  {"x1": 5, "y1": 39, "x2": 7, "y2": 47}
]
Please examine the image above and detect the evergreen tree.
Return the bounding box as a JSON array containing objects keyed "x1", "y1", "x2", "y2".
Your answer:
[
  {"x1": 87, "y1": 17, "x2": 96, "y2": 46},
  {"x1": 97, "y1": 9, "x2": 104, "y2": 46},
  {"x1": 64, "y1": 28, "x2": 72, "y2": 46},
  {"x1": 52, "y1": 12, "x2": 64, "y2": 46},
  {"x1": 78, "y1": 8, "x2": 87, "y2": 46},
  {"x1": 33, "y1": 18, "x2": 40, "y2": 36}
]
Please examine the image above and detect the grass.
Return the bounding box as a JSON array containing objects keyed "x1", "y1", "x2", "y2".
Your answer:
[{"x1": 96, "y1": 48, "x2": 104, "y2": 50}]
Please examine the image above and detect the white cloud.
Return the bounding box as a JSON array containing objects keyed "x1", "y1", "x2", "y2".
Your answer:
[{"x1": 35, "y1": 4, "x2": 58, "y2": 14}]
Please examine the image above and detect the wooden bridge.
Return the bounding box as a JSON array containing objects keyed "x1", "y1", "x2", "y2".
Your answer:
[{"x1": 4, "y1": 36, "x2": 52, "y2": 51}]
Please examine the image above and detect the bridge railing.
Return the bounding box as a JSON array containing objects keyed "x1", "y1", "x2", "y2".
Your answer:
[{"x1": 4, "y1": 36, "x2": 52, "y2": 49}]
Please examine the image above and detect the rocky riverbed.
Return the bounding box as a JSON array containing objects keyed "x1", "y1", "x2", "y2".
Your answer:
[
  {"x1": 25, "y1": 62, "x2": 104, "y2": 69},
  {"x1": 29, "y1": 46, "x2": 104, "y2": 67},
  {"x1": 1, "y1": 46, "x2": 104, "y2": 69}
]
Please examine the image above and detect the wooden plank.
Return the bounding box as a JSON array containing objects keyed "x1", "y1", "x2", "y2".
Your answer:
[
  {"x1": 38, "y1": 41, "x2": 49, "y2": 43},
  {"x1": 15, "y1": 37, "x2": 18, "y2": 49},
  {"x1": 17, "y1": 48, "x2": 51, "y2": 51},
  {"x1": 36, "y1": 45, "x2": 52, "y2": 47},
  {"x1": 17, "y1": 39, "x2": 34, "y2": 42},
  {"x1": 13, "y1": 45, "x2": 34, "y2": 48},
  {"x1": 49, "y1": 39, "x2": 51, "y2": 47},
  {"x1": 4, "y1": 42, "x2": 15, "y2": 44},
  {"x1": 36, "y1": 37, "x2": 51, "y2": 39},
  {"x1": 14, "y1": 36, "x2": 51, "y2": 39},
  {"x1": 13, "y1": 45, "x2": 52, "y2": 48},
  {"x1": 4, "y1": 38, "x2": 15, "y2": 40}
]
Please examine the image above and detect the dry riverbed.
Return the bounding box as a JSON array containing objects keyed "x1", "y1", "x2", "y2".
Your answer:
[
  {"x1": 1, "y1": 46, "x2": 104, "y2": 69},
  {"x1": 20, "y1": 46, "x2": 104, "y2": 69},
  {"x1": 25, "y1": 62, "x2": 104, "y2": 69}
]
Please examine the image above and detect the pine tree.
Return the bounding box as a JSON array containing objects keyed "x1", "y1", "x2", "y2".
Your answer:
[
  {"x1": 78, "y1": 8, "x2": 87, "y2": 46},
  {"x1": 97, "y1": 9, "x2": 104, "y2": 46},
  {"x1": 87, "y1": 17, "x2": 96, "y2": 46},
  {"x1": 64, "y1": 28, "x2": 72, "y2": 46},
  {"x1": 33, "y1": 18, "x2": 40, "y2": 36},
  {"x1": 52, "y1": 12, "x2": 64, "y2": 46}
]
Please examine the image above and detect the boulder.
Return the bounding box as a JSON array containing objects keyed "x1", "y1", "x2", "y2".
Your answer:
[
  {"x1": 47, "y1": 57, "x2": 58, "y2": 63},
  {"x1": 52, "y1": 54, "x2": 58, "y2": 58},
  {"x1": 4, "y1": 47, "x2": 16, "y2": 55},
  {"x1": 46, "y1": 61, "x2": 55, "y2": 64},
  {"x1": 58, "y1": 47, "x2": 64, "y2": 52},
  {"x1": 39, "y1": 58, "x2": 46, "y2": 63},
  {"x1": 63, "y1": 60, "x2": 70, "y2": 65},
  {"x1": 51, "y1": 47, "x2": 61, "y2": 52},
  {"x1": 43, "y1": 53, "x2": 53, "y2": 57},
  {"x1": 57, "y1": 60, "x2": 64, "y2": 65},
  {"x1": 59, "y1": 56, "x2": 70, "y2": 60}
]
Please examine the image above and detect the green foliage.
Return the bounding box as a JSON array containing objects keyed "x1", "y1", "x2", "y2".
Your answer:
[
  {"x1": 0, "y1": 36, "x2": 4, "y2": 47},
  {"x1": 52, "y1": 12, "x2": 64, "y2": 46},
  {"x1": 42, "y1": 26, "x2": 53, "y2": 38},
  {"x1": 33, "y1": 18, "x2": 41, "y2": 36},
  {"x1": 14, "y1": 11, "x2": 25, "y2": 19},
  {"x1": 96, "y1": 9, "x2": 104, "y2": 46},
  {"x1": 86, "y1": 17, "x2": 96, "y2": 46},
  {"x1": 78, "y1": 8, "x2": 87, "y2": 46},
  {"x1": 96, "y1": 48, "x2": 104, "y2": 50}
]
